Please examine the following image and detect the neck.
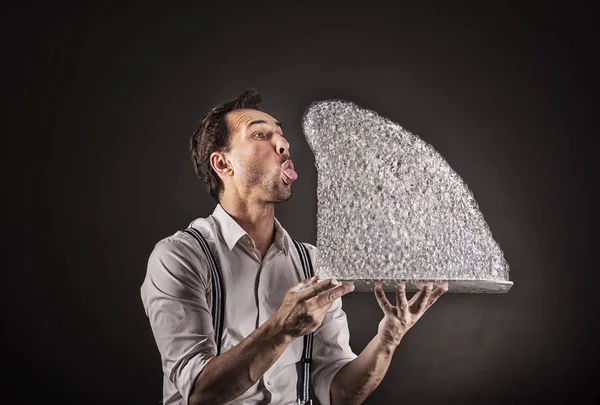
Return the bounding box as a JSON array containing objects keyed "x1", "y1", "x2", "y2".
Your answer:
[{"x1": 219, "y1": 194, "x2": 275, "y2": 255}]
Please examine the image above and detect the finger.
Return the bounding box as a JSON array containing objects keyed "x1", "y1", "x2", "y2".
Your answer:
[
  {"x1": 396, "y1": 283, "x2": 408, "y2": 314},
  {"x1": 290, "y1": 275, "x2": 320, "y2": 292},
  {"x1": 374, "y1": 284, "x2": 395, "y2": 316},
  {"x1": 408, "y1": 284, "x2": 425, "y2": 306},
  {"x1": 312, "y1": 294, "x2": 337, "y2": 318},
  {"x1": 298, "y1": 278, "x2": 345, "y2": 300},
  {"x1": 427, "y1": 284, "x2": 449, "y2": 307},
  {"x1": 312, "y1": 281, "x2": 355, "y2": 307},
  {"x1": 411, "y1": 283, "x2": 433, "y2": 313},
  {"x1": 408, "y1": 282, "x2": 431, "y2": 306},
  {"x1": 413, "y1": 282, "x2": 426, "y2": 293}
]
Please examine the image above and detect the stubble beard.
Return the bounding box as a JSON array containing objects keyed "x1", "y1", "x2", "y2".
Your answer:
[
  {"x1": 264, "y1": 173, "x2": 292, "y2": 203},
  {"x1": 245, "y1": 166, "x2": 291, "y2": 204}
]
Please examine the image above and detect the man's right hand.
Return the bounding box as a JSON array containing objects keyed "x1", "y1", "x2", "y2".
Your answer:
[{"x1": 273, "y1": 276, "x2": 355, "y2": 339}]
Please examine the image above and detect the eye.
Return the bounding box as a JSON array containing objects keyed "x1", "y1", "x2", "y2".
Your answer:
[{"x1": 253, "y1": 132, "x2": 266, "y2": 139}]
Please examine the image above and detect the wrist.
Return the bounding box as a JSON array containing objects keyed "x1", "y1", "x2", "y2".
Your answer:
[
  {"x1": 265, "y1": 313, "x2": 295, "y2": 346},
  {"x1": 376, "y1": 334, "x2": 400, "y2": 356}
]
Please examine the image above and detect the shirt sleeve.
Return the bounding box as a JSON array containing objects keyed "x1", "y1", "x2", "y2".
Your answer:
[
  {"x1": 140, "y1": 234, "x2": 216, "y2": 404},
  {"x1": 304, "y1": 243, "x2": 358, "y2": 405}
]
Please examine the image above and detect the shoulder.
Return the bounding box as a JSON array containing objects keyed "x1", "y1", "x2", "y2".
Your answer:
[
  {"x1": 301, "y1": 243, "x2": 318, "y2": 272},
  {"x1": 151, "y1": 215, "x2": 216, "y2": 254},
  {"x1": 286, "y1": 237, "x2": 317, "y2": 254},
  {"x1": 151, "y1": 229, "x2": 200, "y2": 258},
  {"x1": 301, "y1": 241, "x2": 316, "y2": 250},
  {"x1": 146, "y1": 220, "x2": 215, "y2": 282},
  {"x1": 187, "y1": 215, "x2": 215, "y2": 239},
  {"x1": 300, "y1": 242, "x2": 317, "y2": 256},
  {"x1": 289, "y1": 240, "x2": 318, "y2": 273}
]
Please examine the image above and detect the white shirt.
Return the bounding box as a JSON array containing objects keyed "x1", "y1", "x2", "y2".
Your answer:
[{"x1": 141, "y1": 204, "x2": 357, "y2": 405}]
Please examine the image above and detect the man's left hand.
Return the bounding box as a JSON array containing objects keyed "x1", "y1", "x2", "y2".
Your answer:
[{"x1": 374, "y1": 282, "x2": 448, "y2": 349}]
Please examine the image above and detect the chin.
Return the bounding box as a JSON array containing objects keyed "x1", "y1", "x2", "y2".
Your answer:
[
  {"x1": 263, "y1": 177, "x2": 292, "y2": 203},
  {"x1": 269, "y1": 187, "x2": 292, "y2": 203},
  {"x1": 281, "y1": 191, "x2": 292, "y2": 202},
  {"x1": 275, "y1": 190, "x2": 292, "y2": 203}
]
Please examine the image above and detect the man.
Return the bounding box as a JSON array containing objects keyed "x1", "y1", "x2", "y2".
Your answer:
[{"x1": 141, "y1": 89, "x2": 448, "y2": 405}]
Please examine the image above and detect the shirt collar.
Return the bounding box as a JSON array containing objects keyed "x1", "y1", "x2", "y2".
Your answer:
[
  {"x1": 211, "y1": 204, "x2": 290, "y2": 255},
  {"x1": 273, "y1": 216, "x2": 291, "y2": 256}
]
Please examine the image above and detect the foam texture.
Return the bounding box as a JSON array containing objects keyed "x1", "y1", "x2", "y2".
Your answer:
[{"x1": 301, "y1": 99, "x2": 511, "y2": 291}]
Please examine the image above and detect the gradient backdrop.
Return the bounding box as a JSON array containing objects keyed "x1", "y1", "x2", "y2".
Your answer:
[{"x1": 13, "y1": 1, "x2": 598, "y2": 404}]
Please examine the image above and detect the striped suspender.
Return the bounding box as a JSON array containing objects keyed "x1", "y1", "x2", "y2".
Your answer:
[
  {"x1": 183, "y1": 228, "x2": 314, "y2": 404},
  {"x1": 292, "y1": 240, "x2": 315, "y2": 405},
  {"x1": 182, "y1": 228, "x2": 225, "y2": 355}
]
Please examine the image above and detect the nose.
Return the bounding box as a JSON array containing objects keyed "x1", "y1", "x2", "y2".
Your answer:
[{"x1": 275, "y1": 134, "x2": 291, "y2": 157}]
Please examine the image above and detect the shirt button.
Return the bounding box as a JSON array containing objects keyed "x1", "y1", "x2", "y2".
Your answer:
[{"x1": 266, "y1": 380, "x2": 272, "y2": 387}]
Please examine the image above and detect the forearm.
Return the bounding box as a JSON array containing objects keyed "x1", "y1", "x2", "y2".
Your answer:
[
  {"x1": 330, "y1": 334, "x2": 399, "y2": 405},
  {"x1": 189, "y1": 315, "x2": 293, "y2": 405}
]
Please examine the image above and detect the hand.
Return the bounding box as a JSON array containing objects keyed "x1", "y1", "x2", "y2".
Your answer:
[
  {"x1": 274, "y1": 275, "x2": 355, "y2": 338},
  {"x1": 374, "y1": 282, "x2": 448, "y2": 349}
]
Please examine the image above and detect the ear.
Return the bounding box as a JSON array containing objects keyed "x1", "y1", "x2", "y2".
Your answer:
[{"x1": 210, "y1": 151, "x2": 233, "y2": 176}]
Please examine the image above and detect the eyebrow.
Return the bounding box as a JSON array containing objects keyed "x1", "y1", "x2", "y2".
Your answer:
[{"x1": 247, "y1": 119, "x2": 283, "y2": 130}]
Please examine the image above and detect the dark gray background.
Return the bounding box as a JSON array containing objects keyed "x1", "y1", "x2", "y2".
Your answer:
[{"x1": 11, "y1": 1, "x2": 598, "y2": 404}]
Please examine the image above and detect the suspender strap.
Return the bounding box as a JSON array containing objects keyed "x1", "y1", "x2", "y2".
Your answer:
[
  {"x1": 182, "y1": 228, "x2": 225, "y2": 356},
  {"x1": 292, "y1": 240, "x2": 315, "y2": 405},
  {"x1": 182, "y1": 228, "x2": 314, "y2": 403}
]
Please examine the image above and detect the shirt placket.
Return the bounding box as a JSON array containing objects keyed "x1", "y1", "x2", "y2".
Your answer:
[{"x1": 256, "y1": 246, "x2": 283, "y2": 394}]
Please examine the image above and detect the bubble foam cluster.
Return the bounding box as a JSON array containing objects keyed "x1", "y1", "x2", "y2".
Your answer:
[{"x1": 301, "y1": 99, "x2": 510, "y2": 285}]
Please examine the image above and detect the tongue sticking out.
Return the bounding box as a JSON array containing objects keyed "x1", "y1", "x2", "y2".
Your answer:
[{"x1": 282, "y1": 168, "x2": 298, "y2": 184}]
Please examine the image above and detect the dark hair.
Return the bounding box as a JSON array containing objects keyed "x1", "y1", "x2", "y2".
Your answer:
[{"x1": 190, "y1": 88, "x2": 262, "y2": 202}]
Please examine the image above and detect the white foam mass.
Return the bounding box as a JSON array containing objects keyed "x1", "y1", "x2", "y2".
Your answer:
[{"x1": 301, "y1": 99, "x2": 511, "y2": 287}]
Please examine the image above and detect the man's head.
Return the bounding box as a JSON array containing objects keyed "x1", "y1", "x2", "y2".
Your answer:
[{"x1": 190, "y1": 89, "x2": 296, "y2": 204}]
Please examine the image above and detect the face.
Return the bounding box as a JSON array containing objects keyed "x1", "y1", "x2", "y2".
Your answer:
[{"x1": 217, "y1": 109, "x2": 297, "y2": 203}]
